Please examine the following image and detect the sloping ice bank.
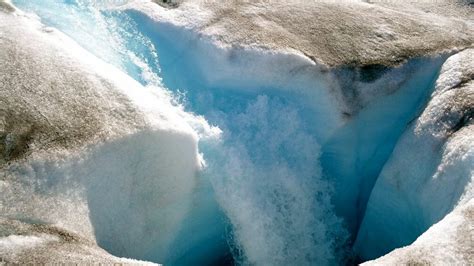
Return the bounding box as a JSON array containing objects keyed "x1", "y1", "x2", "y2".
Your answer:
[
  {"x1": 0, "y1": 3, "x2": 217, "y2": 264},
  {"x1": 3, "y1": 0, "x2": 474, "y2": 265}
]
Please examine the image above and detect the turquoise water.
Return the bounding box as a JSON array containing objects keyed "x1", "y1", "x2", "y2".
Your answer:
[{"x1": 11, "y1": 1, "x2": 446, "y2": 265}]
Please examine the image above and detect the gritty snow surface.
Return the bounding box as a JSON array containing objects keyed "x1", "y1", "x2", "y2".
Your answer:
[
  {"x1": 133, "y1": 0, "x2": 473, "y2": 66},
  {"x1": 1, "y1": 0, "x2": 473, "y2": 265},
  {"x1": 363, "y1": 199, "x2": 474, "y2": 265}
]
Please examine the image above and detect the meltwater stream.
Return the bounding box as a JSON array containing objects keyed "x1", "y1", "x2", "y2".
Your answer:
[{"x1": 12, "y1": 1, "x2": 448, "y2": 265}]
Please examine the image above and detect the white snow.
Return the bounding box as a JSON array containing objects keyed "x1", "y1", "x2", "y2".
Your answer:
[{"x1": 3, "y1": 0, "x2": 473, "y2": 265}]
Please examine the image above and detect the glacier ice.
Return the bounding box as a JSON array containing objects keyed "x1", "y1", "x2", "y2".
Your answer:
[
  {"x1": 362, "y1": 199, "x2": 474, "y2": 265},
  {"x1": 0, "y1": 234, "x2": 58, "y2": 252},
  {"x1": 3, "y1": 0, "x2": 473, "y2": 265},
  {"x1": 354, "y1": 48, "x2": 474, "y2": 260},
  {"x1": 0, "y1": 6, "x2": 214, "y2": 264},
  {"x1": 124, "y1": 11, "x2": 351, "y2": 265},
  {"x1": 321, "y1": 57, "x2": 446, "y2": 235}
]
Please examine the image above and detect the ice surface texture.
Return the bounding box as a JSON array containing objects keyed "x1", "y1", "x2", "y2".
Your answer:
[
  {"x1": 355, "y1": 49, "x2": 474, "y2": 260},
  {"x1": 0, "y1": 6, "x2": 212, "y2": 264},
  {"x1": 2, "y1": 0, "x2": 473, "y2": 265}
]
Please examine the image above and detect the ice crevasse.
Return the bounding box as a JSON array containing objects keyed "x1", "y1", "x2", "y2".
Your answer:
[{"x1": 1, "y1": 0, "x2": 473, "y2": 265}]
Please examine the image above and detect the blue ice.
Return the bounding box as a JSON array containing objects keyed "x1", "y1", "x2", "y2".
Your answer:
[{"x1": 10, "y1": 1, "x2": 449, "y2": 265}]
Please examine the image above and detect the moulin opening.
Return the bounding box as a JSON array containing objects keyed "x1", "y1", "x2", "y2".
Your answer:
[
  {"x1": 10, "y1": 1, "x2": 453, "y2": 265},
  {"x1": 125, "y1": 10, "x2": 448, "y2": 265}
]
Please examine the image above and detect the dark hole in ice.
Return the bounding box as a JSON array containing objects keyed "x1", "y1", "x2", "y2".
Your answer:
[{"x1": 358, "y1": 64, "x2": 390, "y2": 83}]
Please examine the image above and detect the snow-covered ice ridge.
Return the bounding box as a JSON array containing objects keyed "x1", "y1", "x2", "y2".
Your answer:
[
  {"x1": 1, "y1": 0, "x2": 473, "y2": 265},
  {"x1": 141, "y1": 0, "x2": 473, "y2": 67}
]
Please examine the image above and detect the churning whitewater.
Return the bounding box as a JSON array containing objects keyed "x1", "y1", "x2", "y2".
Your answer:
[{"x1": 1, "y1": 0, "x2": 473, "y2": 265}]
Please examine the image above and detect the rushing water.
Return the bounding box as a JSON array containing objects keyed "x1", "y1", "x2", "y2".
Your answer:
[
  {"x1": 13, "y1": 0, "x2": 162, "y2": 86},
  {"x1": 10, "y1": 1, "x2": 447, "y2": 265}
]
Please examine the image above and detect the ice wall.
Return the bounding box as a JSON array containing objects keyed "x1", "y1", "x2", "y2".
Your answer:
[
  {"x1": 125, "y1": 10, "x2": 353, "y2": 265},
  {"x1": 1, "y1": 5, "x2": 218, "y2": 264},
  {"x1": 362, "y1": 199, "x2": 474, "y2": 265},
  {"x1": 321, "y1": 57, "x2": 446, "y2": 234},
  {"x1": 2, "y1": 128, "x2": 201, "y2": 262},
  {"x1": 120, "y1": 10, "x2": 451, "y2": 265},
  {"x1": 355, "y1": 49, "x2": 474, "y2": 260},
  {"x1": 7, "y1": 1, "x2": 470, "y2": 265}
]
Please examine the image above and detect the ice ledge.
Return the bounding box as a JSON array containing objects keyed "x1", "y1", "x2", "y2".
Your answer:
[
  {"x1": 0, "y1": 218, "x2": 159, "y2": 265},
  {"x1": 128, "y1": 0, "x2": 473, "y2": 67},
  {"x1": 0, "y1": 8, "x2": 215, "y2": 265},
  {"x1": 362, "y1": 199, "x2": 474, "y2": 266}
]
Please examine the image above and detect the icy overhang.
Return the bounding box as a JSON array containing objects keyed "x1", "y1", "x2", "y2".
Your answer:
[
  {"x1": 2, "y1": 1, "x2": 473, "y2": 265},
  {"x1": 132, "y1": 0, "x2": 473, "y2": 67}
]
